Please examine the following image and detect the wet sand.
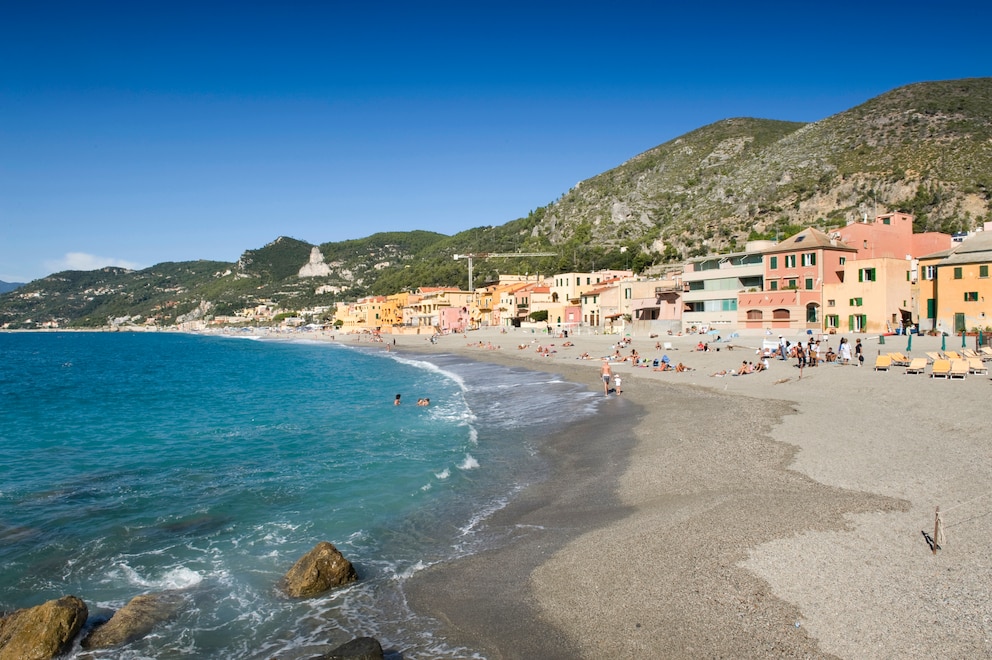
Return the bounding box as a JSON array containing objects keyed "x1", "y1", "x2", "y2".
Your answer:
[{"x1": 391, "y1": 329, "x2": 992, "y2": 658}]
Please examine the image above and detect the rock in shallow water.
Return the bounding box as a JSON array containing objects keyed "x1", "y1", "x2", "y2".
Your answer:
[
  {"x1": 81, "y1": 591, "x2": 185, "y2": 649},
  {"x1": 283, "y1": 541, "x2": 358, "y2": 598},
  {"x1": 0, "y1": 595, "x2": 88, "y2": 660}
]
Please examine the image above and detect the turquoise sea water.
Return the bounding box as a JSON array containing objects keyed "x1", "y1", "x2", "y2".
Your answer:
[{"x1": 0, "y1": 331, "x2": 599, "y2": 658}]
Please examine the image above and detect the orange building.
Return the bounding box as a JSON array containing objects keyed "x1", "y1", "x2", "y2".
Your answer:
[{"x1": 918, "y1": 232, "x2": 992, "y2": 334}]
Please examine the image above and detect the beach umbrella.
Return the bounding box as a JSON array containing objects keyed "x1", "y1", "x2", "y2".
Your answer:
[
  {"x1": 979, "y1": 330, "x2": 984, "y2": 347},
  {"x1": 941, "y1": 334, "x2": 946, "y2": 352},
  {"x1": 962, "y1": 331, "x2": 967, "y2": 348},
  {"x1": 906, "y1": 331, "x2": 912, "y2": 352}
]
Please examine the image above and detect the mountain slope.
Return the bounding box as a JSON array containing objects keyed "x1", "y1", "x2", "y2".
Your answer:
[{"x1": 533, "y1": 78, "x2": 992, "y2": 265}]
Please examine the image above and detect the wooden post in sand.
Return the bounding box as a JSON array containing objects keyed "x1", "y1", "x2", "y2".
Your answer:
[{"x1": 933, "y1": 506, "x2": 944, "y2": 555}]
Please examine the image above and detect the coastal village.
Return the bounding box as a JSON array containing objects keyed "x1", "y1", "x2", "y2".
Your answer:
[{"x1": 197, "y1": 212, "x2": 992, "y2": 340}]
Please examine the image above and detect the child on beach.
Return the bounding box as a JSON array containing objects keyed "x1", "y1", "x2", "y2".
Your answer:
[{"x1": 614, "y1": 374, "x2": 622, "y2": 395}]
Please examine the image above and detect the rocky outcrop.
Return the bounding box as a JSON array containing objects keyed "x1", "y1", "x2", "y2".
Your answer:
[
  {"x1": 313, "y1": 636, "x2": 384, "y2": 659},
  {"x1": 299, "y1": 247, "x2": 333, "y2": 278},
  {"x1": 283, "y1": 541, "x2": 358, "y2": 598},
  {"x1": 81, "y1": 591, "x2": 184, "y2": 649},
  {"x1": 0, "y1": 595, "x2": 87, "y2": 660}
]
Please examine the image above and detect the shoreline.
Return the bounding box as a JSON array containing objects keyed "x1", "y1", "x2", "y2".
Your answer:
[{"x1": 390, "y1": 328, "x2": 991, "y2": 658}]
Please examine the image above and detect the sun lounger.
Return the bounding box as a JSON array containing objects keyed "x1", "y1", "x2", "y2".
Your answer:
[
  {"x1": 979, "y1": 346, "x2": 992, "y2": 361},
  {"x1": 663, "y1": 342, "x2": 674, "y2": 351},
  {"x1": 944, "y1": 351, "x2": 962, "y2": 360},
  {"x1": 930, "y1": 359, "x2": 951, "y2": 378},
  {"x1": 888, "y1": 352, "x2": 911, "y2": 366},
  {"x1": 905, "y1": 358, "x2": 927, "y2": 374},
  {"x1": 949, "y1": 359, "x2": 969, "y2": 379},
  {"x1": 873, "y1": 355, "x2": 891, "y2": 371},
  {"x1": 967, "y1": 357, "x2": 988, "y2": 375},
  {"x1": 925, "y1": 351, "x2": 943, "y2": 363},
  {"x1": 961, "y1": 348, "x2": 980, "y2": 359}
]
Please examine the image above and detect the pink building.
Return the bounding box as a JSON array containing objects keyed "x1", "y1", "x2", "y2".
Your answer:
[
  {"x1": 835, "y1": 212, "x2": 951, "y2": 261},
  {"x1": 737, "y1": 228, "x2": 856, "y2": 331}
]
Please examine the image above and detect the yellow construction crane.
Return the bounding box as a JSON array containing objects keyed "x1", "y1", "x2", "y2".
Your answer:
[{"x1": 453, "y1": 252, "x2": 556, "y2": 291}]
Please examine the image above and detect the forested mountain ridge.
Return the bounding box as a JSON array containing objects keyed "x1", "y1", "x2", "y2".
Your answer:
[{"x1": 3, "y1": 78, "x2": 991, "y2": 328}]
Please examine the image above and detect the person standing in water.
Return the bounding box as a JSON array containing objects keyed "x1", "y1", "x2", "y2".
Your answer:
[{"x1": 600, "y1": 359, "x2": 612, "y2": 396}]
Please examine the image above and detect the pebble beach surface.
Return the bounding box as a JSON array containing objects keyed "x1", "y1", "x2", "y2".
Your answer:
[{"x1": 388, "y1": 327, "x2": 991, "y2": 659}]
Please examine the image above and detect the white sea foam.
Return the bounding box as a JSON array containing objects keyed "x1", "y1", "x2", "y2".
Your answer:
[
  {"x1": 456, "y1": 489, "x2": 519, "y2": 539},
  {"x1": 458, "y1": 454, "x2": 479, "y2": 470},
  {"x1": 114, "y1": 563, "x2": 204, "y2": 590},
  {"x1": 381, "y1": 351, "x2": 468, "y2": 391},
  {"x1": 434, "y1": 468, "x2": 450, "y2": 480}
]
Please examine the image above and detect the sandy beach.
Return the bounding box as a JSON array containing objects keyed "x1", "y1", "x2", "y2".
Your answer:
[{"x1": 387, "y1": 327, "x2": 992, "y2": 658}]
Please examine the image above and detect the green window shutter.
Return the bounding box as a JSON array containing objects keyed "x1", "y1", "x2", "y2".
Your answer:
[
  {"x1": 770, "y1": 256, "x2": 777, "y2": 269},
  {"x1": 848, "y1": 315, "x2": 854, "y2": 331}
]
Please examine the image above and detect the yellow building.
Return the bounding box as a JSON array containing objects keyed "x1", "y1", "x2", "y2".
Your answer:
[
  {"x1": 822, "y1": 257, "x2": 914, "y2": 334},
  {"x1": 921, "y1": 232, "x2": 992, "y2": 334}
]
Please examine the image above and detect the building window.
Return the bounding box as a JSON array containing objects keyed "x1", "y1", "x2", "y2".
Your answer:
[
  {"x1": 785, "y1": 255, "x2": 796, "y2": 268},
  {"x1": 827, "y1": 299, "x2": 835, "y2": 307},
  {"x1": 805, "y1": 278, "x2": 814, "y2": 290},
  {"x1": 965, "y1": 291, "x2": 979, "y2": 302},
  {"x1": 981, "y1": 265, "x2": 989, "y2": 278},
  {"x1": 788, "y1": 279, "x2": 797, "y2": 289},
  {"x1": 859, "y1": 268, "x2": 876, "y2": 282},
  {"x1": 806, "y1": 303, "x2": 819, "y2": 323},
  {"x1": 826, "y1": 315, "x2": 839, "y2": 328},
  {"x1": 769, "y1": 256, "x2": 778, "y2": 270},
  {"x1": 954, "y1": 267, "x2": 963, "y2": 280},
  {"x1": 747, "y1": 309, "x2": 763, "y2": 320},
  {"x1": 624, "y1": 287, "x2": 632, "y2": 299},
  {"x1": 770, "y1": 281, "x2": 778, "y2": 291},
  {"x1": 839, "y1": 257, "x2": 846, "y2": 265},
  {"x1": 801, "y1": 253, "x2": 816, "y2": 266},
  {"x1": 927, "y1": 298, "x2": 935, "y2": 318},
  {"x1": 849, "y1": 297, "x2": 863, "y2": 307},
  {"x1": 924, "y1": 265, "x2": 936, "y2": 280},
  {"x1": 882, "y1": 217, "x2": 891, "y2": 225}
]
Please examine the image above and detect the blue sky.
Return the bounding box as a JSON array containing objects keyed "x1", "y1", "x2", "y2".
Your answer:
[{"x1": 2, "y1": 1, "x2": 989, "y2": 283}]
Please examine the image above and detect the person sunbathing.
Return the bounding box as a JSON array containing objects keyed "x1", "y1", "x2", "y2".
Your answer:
[{"x1": 675, "y1": 362, "x2": 691, "y2": 373}]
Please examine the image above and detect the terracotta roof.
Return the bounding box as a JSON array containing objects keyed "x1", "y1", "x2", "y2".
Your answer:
[{"x1": 762, "y1": 227, "x2": 856, "y2": 254}]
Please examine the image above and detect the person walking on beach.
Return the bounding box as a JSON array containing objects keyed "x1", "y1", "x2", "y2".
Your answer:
[
  {"x1": 838, "y1": 337, "x2": 852, "y2": 364},
  {"x1": 613, "y1": 373, "x2": 622, "y2": 395},
  {"x1": 855, "y1": 338, "x2": 864, "y2": 367},
  {"x1": 600, "y1": 359, "x2": 613, "y2": 396}
]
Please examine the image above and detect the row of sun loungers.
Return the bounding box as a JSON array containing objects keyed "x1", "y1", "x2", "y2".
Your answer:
[{"x1": 874, "y1": 349, "x2": 991, "y2": 378}]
